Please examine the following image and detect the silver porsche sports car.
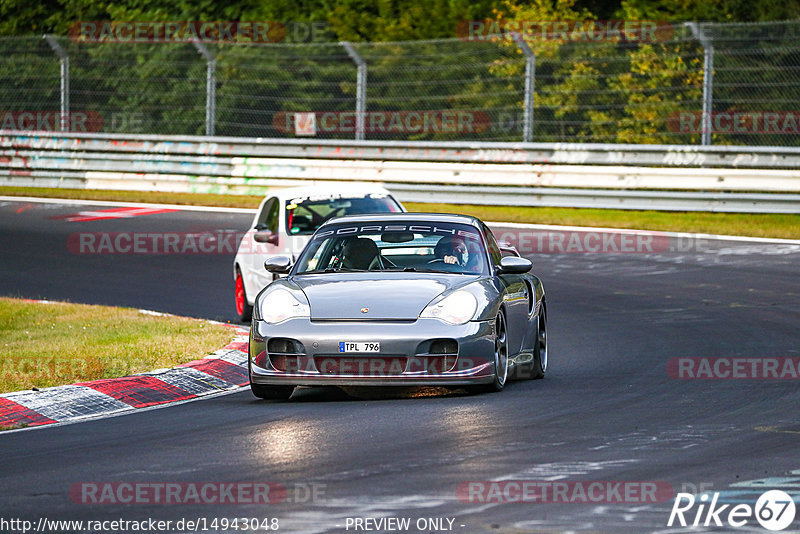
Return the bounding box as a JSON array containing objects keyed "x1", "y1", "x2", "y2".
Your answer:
[{"x1": 248, "y1": 213, "x2": 547, "y2": 399}]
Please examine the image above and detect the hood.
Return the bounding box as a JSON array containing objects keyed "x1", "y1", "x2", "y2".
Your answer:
[{"x1": 293, "y1": 273, "x2": 476, "y2": 320}]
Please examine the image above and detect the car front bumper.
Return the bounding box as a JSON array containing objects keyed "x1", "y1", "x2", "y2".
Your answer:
[{"x1": 249, "y1": 318, "x2": 496, "y2": 387}]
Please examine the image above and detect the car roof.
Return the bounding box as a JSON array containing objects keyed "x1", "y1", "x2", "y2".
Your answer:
[
  {"x1": 319, "y1": 212, "x2": 483, "y2": 228},
  {"x1": 271, "y1": 183, "x2": 394, "y2": 202}
]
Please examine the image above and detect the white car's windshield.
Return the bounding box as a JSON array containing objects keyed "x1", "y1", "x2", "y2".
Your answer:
[
  {"x1": 294, "y1": 222, "x2": 488, "y2": 275},
  {"x1": 286, "y1": 194, "x2": 402, "y2": 235}
]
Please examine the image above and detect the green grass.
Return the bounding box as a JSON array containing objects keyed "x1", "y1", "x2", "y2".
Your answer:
[
  {"x1": 0, "y1": 424, "x2": 28, "y2": 431},
  {"x1": 0, "y1": 297, "x2": 234, "y2": 394},
  {"x1": 1, "y1": 186, "x2": 798, "y2": 239},
  {"x1": 404, "y1": 203, "x2": 800, "y2": 240}
]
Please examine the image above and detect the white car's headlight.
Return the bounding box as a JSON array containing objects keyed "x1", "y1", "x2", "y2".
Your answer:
[
  {"x1": 258, "y1": 289, "x2": 310, "y2": 324},
  {"x1": 420, "y1": 290, "x2": 478, "y2": 325}
]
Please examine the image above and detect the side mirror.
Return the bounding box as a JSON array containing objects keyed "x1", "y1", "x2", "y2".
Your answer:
[
  {"x1": 497, "y1": 256, "x2": 532, "y2": 274},
  {"x1": 254, "y1": 231, "x2": 279, "y2": 245},
  {"x1": 265, "y1": 256, "x2": 292, "y2": 274}
]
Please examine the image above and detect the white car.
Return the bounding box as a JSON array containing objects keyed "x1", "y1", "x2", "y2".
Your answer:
[{"x1": 233, "y1": 184, "x2": 405, "y2": 321}]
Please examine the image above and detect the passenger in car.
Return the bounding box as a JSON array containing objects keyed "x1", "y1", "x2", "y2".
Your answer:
[{"x1": 341, "y1": 238, "x2": 380, "y2": 270}]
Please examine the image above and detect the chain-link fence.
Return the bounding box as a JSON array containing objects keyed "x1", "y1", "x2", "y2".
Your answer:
[{"x1": 1, "y1": 20, "x2": 799, "y2": 145}]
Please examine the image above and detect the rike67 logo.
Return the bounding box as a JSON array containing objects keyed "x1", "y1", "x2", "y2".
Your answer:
[{"x1": 668, "y1": 490, "x2": 796, "y2": 531}]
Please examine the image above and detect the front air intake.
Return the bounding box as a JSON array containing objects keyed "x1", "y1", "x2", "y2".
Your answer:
[
  {"x1": 411, "y1": 339, "x2": 459, "y2": 373},
  {"x1": 267, "y1": 338, "x2": 305, "y2": 372}
]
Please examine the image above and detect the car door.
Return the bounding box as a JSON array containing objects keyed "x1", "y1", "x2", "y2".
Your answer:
[
  {"x1": 248, "y1": 196, "x2": 282, "y2": 295},
  {"x1": 484, "y1": 224, "x2": 529, "y2": 357}
]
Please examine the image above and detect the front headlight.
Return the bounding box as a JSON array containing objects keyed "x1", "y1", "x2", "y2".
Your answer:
[
  {"x1": 257, "y1": 289, "x2": 310, "y2": 324},
  {"x1": 420, "y1": 290, "x2": 478, "y2": 325}
]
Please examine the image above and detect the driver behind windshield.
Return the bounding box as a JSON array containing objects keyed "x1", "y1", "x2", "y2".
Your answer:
[{"x1": 434, "y1": 236, "x2": 469, "y2": 266}]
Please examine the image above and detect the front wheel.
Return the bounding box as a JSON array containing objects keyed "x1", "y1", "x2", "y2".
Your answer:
[
  {"x1": 250, "y1": 383, "x2": 294, "y2": 400},
  {"x1": 234, "y1": 269, "x2": 253, "y2": 322},
  {"x1": 529, "y1": 306, "x2": 547, "y2": 379},
  {"x1": 467, "y1": 309, "x2": 509, "y2": 394}
]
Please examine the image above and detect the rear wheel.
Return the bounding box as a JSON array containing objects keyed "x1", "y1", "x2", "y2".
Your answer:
[
  {"x1": 234, "y1": 268, "x2": 253, "y2": 322},
  {"x1": 529, "y1": 305, "x2": 547, "y2": 379},
  {"x1": 250, "y1": 383, "x2": 294, "y2": 400}
]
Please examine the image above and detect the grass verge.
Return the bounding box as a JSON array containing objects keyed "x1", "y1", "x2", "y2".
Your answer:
[
  {"x1": 1, "y1": 186, "x2": 798, "y2": 239},
  {"x1": 403, "y1": 203, "x2": 800, "y2": 240},
  {"x1": 0, "y1": 297, "x2": 234, "y2": 394}
]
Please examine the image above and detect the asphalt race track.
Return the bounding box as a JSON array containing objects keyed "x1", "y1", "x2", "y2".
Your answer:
[{"x1": 1, "y1": 197, "x2": 800, "y2": 533}]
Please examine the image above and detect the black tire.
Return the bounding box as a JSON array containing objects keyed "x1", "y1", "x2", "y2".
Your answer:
[
  {"x1": 250, "y1": 383, "x2": 294, "y2": 400},
  {"x1": 529, "y1": 305, "x2": 547, "y2": 379},
  {"x1": 467, "y1": 309, "x2": 509, "y2": 394},
  {"x1": 234, "y1": 268, "x2": 253, "y2": 323}
]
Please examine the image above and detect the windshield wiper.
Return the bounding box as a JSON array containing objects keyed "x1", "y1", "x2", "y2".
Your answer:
[
  {"x1": 384, "y1": 266, "x2": 468, "y2": 274},
  {"x1": 297, "y1": 268, "x2": 369, "y2": 275}
]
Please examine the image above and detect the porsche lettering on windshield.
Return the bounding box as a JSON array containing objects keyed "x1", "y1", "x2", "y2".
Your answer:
[{"x1": 314, "y1": 224, "x2": 480, "y2": 241}]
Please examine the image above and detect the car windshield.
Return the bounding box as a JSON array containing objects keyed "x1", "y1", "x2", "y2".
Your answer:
[
  {"x1": 294, "y1": 221, "x2": 488, "y2": 275},
  {"x1": 286, "y1": 193, "x2": 402, "y2": 236}
]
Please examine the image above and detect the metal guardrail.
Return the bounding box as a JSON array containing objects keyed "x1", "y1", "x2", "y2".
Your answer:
[
  {"x1": 4, "y1": 131, "x2": 800, "y2": 167},
  {"x1": 2, "y1": 131, "x2": 800, "y2": 212}
]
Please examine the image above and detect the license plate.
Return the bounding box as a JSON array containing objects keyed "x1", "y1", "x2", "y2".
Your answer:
[{"x1": 339, "y1": 341, "x2": 380, "y2": 353}]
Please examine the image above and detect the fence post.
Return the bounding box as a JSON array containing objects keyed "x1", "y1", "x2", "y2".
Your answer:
[
  {"x1": 340, "y1": 41, "x2": 367, "y2": 141},
  {"x1": 43, "y1": 35, "x2": 70, "y2": 132},
  {"x1": 686, "y1": 23, "x2": 714, "y2": 146},
  {"x1": 512, "y1": 33, "x2": 536, "y2": 143},
  {"x1": 192, "y1": 41, "x2": 216, "y2": 137}
]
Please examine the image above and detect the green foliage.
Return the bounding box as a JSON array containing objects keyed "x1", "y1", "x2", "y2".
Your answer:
[
  {"x1": 0, "y1": 0, "x2": 500, "y2": 40},
  {"x1": 2, "y1": 0, "x2": 799, "y2": 39},
  {"x1": 618, "y1": 0, "x2": 800, "y2": 23},
  {"x1": 0, "y1": 0, "x2": 798, "y2": 144},
  {"x1": 486, "y1": 0, "x2": 800, "y2": 144}
]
